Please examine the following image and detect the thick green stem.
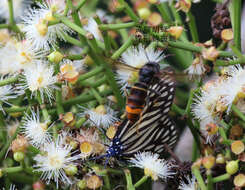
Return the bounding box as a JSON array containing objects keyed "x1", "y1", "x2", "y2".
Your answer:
[
  {"x1": 171, "y1": 104, "x2": 185, "y2": 115},
  {"x1": 118, "y1": 0, "x2": 139, "y2": 23},
  {"x1": 0, "y1": 24, "x2": 9, "y2": 29},
  {"x1": 3, "y1": 166, "x2": 23, "y2": 173},
  {"x1": 207, "y1": 170, "x2": 214, "y2": 190},
  {"x1": 124, "y1": 169, "x2": 135, "y2": 190},
  {"x1": 62, "y1": 33, "x2": 84, "y2": 47},
  {"x1": 0, "y1": 112, "x2": 6, "y2": 142},
  {"x1": 134, "y1": 175, "x2": 149, "y2": 188},
  {"x1": 111, "y1": 36, "x2": 133, "y2": 60},
  {"x1": 231, "y1": 0, "x2": 242, "y2": 51},
  {"x1": 75, "y1": 0, "x2": 87, "y2": 11},
  {"x1": 156, "y1": 3, "x2": 172, "y2": 23},
  {"x1": 192, "y1": 168, "x2": 207, "y2": 190},
  {"x1": 0, "y1": 76, "x2": 19, "y2": 87},
  {"x1": 212, "y1": 173, "x2": 230, "y2": 183},
  {"x1": 232, "y1": 104, "x2": 245, "y2": 122},
  {"x1": 103, "y1": 174, "x2": 111, "y2": 190},
  {"x1": 77, "y1": 66, "x2": 104, "y2": 83},
  {"x1": 99, "y1": 22, "x2": 136, "y2": 31},
  {"x1": 186, "y1": 12, "x2": 199, "y2": 42},
  {"x1": 91, "y1": 88, "x2": 104, "y2": 105},
  {"x1": 56, "y1": 89, "x2": 64, "y2": 115}
]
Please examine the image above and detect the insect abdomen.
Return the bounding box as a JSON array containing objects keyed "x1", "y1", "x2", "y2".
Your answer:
[{"x1": 126, "y1": 83, "x2": 148, "y2": 123}]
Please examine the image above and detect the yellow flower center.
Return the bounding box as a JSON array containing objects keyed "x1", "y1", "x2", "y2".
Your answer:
[
  {"x1": 49, "y1": 154, "x2": 63, "y2": 169},
  {"x1": 20, "y1": 51, "x2": 32, "y2": 65},
  {"x1": 94, "y1": 105, "x2": 107, "y2": 115},
  {"x1": 36, "y1": 19, "x2": 48, "y2": 37},
  {"x1": 80, "y1": 142, "x2": 93, "y2": 155},
  {"x1": 40, "y1": 123, "x2": 48, "y2": 131},
  {"x1": 144, "y1": 168, "x2": 157, "y2": 181}
]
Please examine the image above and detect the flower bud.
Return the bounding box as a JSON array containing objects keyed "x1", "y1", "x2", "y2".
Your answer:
[
  {"x1": 106, "y1": 124, "x2": 118, "y2": 139},
  {"x1": 33, "y1": 181, "x2": 45, "y2": 190},
  {"x1": 64, "y1": 164, "x2": 78, "y2": 176},
  {"x1": 175, "y1": 0, "x2": 191, "y2": 13},
  {"x1": 86, "y1": 175, "x2": 103, "y2": 189},
  {"x1": 69, "y1": 140, "x2": 78, "y2": 150},
  {"x1": 11, "y1": 135, "x2": 29, "y2": 153},
  {"x1": 205, "y1": 123, "x2": 219, "y2": 135},
  {"x1": 137, "y1": 8, "x2": 151, "y2": 20},
  {"x1": 234, "y1": 173, "x2": 245, "y2": 187},
  {"x1": 0, "y1": 169, "x2": 3, "y2": 178},
  {"x1": 216, "y1": 154, "x2": 225, "y2": 164},
  {"x1": 148, "y1": 12, "x2": 162, "y2": 27},
  {"x1": 62, "y1": 112, "x2": 76, "y2": 127},
  {"x1": 147, "y1": 0, "x2": 158, "y2": 3},
  {"x1": 167, "y1": 26, "x2": 184, "y2": 39},
  {"x1": 48, "y1": 51, "x2": 64, "y2": 64},
  {"x1": 231, "y1": 141, "x2": 245, "y2": 155},
  {"x1": 202, "y1": 156, "x2": 215, "y2": 170},
  {"x1": 221, "y1": 28, "x2": 233, "y2": 42},
  {"x1": 13, "y1": 151, "x2": 25, "y2": 162},
  {"x1": 226, "y1": 160, "x2": 239, "y2": 175},
  {"x1": 202, "y1": 46, "x2": 219, "y2": 61},
  {"x1": 192, "y1": 158, "x2": 202, "y2": 169},
  {"x1": 77, "y1": 179, "x2": 87, "y2": 189},
  {"x1": 230, "y1": 125, "x2": 243, "y2": 139}
]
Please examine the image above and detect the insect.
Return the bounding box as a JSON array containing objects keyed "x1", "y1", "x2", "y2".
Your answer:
[
  {"x1": 105, "y1": 70, "x2": 178, "y2": 160},
  {"x1": 125, "y1": 61, "x2": 161, "y2": 123}
]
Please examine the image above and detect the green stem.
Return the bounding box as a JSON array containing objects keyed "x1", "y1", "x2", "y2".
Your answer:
[
  {"x1": 118, "y1": 0, "x2": 139, "y2": 23},
  {"x1": 103, "y1": 174, "x2": 111, "y2": 190},
  {"x1": 0, "y1": 126, "x2": 19, "y2": 161},
  {"x1": 107, "y1": 168, "x2": 124, "y2": 175},
  {"x1": 186, "y1": 12, "x2": 199, "y2": 42},
  {"x1": 75, "y1": 117, "x2": 87, "y2": 128},
  {"x1": 63, "y1": 89, "x2": 112, "y2": 107},
  {"x1": 0, "y1": 112, "x2": 6, "y2": 142},
  {"x1": 124, "y1": 169, "x2": 135, "y2": 190},
  {"x1": 111, "y1": 36, "x2": 133, "y2": 60},
  {"x1": 171, "y1": 104, "x2": 185, "y2": 115},
  {"x1": 212, "y1": 173, "x2": 230, "y2": 183},
  {"x1": 231, "y1": 0, "x2": 242, "y2": 51},
  {"x1": 8, "y1": 0, "x2": 15, "y2": 26},
  {"x1": 77, "y1": 66, "x2": 104, "y2": 83},
  {"x1": 3, "y1": 166, "x2": 23, "y2": 173},
  {"x1": 207, "y1": 171, "x2": 214, "y2": 190},
  {"x1": 134, "y1": 175, "x2": 149, "y2": 188},
  {"x1": 167, "y1": 41, "x2": 234, "y2": 57},
  {"x1": 62, "y1": 33, "x2": 84, "y2": 47},
  {"x1": 65, "y1": 46, "x2": 89, "y2": 60},
  {"x1": 192, "y1": 168, "x2": 207, "y2": 190},
  {"x1": 0, "y1": 76, "x2": 19, "y2": 87},
  {"x1": 56, "y1": 15, "x2": 87, "y2": 36},
  {"x1": 230, "y1": 44, "x2": 243, "y2": 58},
  {"x1": 86, "y1": 34, "x2": 103, "y2": 54},
  {"x1": 218, "y1": 127, "x2": 228, "y2": 141},
  {"x1": 215, "y1": 57, "x2": 245, "y2": 66},
  {"x1": 56, "y1": 89, "x2": 64, "y2": 115},
  {"x1": 80, "y1": 76, "x2": 107, "y2": 88},
  {"x1": 90, "y1": 88, "x2": 104, "y2": 105},
  {"x1": 156, "y1": 3, "x2": 172, "y2": 23},
  {"x1": 75, "y1": 0, "x2": 87, "y2": 11},
  {"x1": 0, "y1": 24, "x2": 9, "y2": 29},
  {"x1": 99, "y1": 22, "x2": 136, "y2": 31},
  {"x1": 232, "y1": 104, "x2": 245, "y2": 122}
]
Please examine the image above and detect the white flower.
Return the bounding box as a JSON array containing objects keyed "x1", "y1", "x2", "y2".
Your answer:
[
  {"x1": 185, "y1": 56, "x2": 206, "y2": 79},
  {"x1": 116, "y1": 44, "x2": 165, "y2": 92},
  {"x1": 0, "y1": 80, "x2": 19, "y2": 112},
  {"x1": 33, "y1": 134, "x2": 81, "y2": 187},
  {"x1": 21, "y1": 109, "x2": 52, "y2": 147},
  {"x1": 60, "y1": 59, "x2": 85, "y2": 76},
  {"x1": 129, "y1": 152, "x2": 173, "y2": 180},
  {"x1": 0, "y1": 40, "x2": 46, "y2": 75},
  {"x1": 22, "y1": 3, "x2": 72, "y2": 50},
  {"x1": 179, "y1": 175, "x2": 197, "y2": 190},
  {"x1": 0, "y1": 0, "x2": 31, "y2": 22},
  {"x1": 18, "y1": 62, "x2": 58, "y2": 103},
  {"x1": 83, "y1": 18, "x2": 103, "y2": 41},
  {"x1": 78, "y1": 104, "x2": 118, "y2": 128}
]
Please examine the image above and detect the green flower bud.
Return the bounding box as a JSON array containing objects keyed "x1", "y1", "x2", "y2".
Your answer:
[
  {"x1": 226, "y1": 160, "x2": 239, "y2": 175},
  {"x1": 48, "y1": 51, "x2": 64, "y2": 64},
  {"x1": 64, "y1": 164, "x2": 78, "y2": 176},
  {"x1": 13, "y1": 151, "x2": 25, "y2": 162}
]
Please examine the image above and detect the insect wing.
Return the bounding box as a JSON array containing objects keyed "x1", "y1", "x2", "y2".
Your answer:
[{"x1": 116, "y1": 72, "x2": 178, "y2": 157}]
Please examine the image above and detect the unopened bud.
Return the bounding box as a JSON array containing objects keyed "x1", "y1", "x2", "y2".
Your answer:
[
  {"x1": 48, "y1": 51, "x2": 64, "y2": 64},
  {"x1": 202, "y1": 46, "x2": 219, "y2": 61},
  {"x1": 13, "y1": 151, "x2": 25, "y2": 162},
  {"x1": 202, "y1": 156, "x2": 215, "y2": 169},
  {"x1": 234, "y1": 173, "x2": 245, "y2": 187},
  {"x1": 192, "y1": 158, "x2": 202, "y2": 169},
  {"x1": 148, "y1": 12, "x2": 162, "y2": 27},
  {"x1": 11, "y1": 135, "x2": 29, "y2": 153},
  {"x1": 64, "y1": 164, "x2": 78, "y2": 176},
  {"x1": 33, "y1": 181, "x2": 45, "y2": 190},
  {"x1": 62, "y1": 112, "x2": 76, "y2": 127},
  {"x1": 106, "y1": 124, "x2": 118, "y2": 139},
  {"x1": 175, "y1": 0, "x2": 191, "y2": 13},
  {"x1": 226, "y1": 160, "x2": 239, "y2": 175},
  {"x1": 86, "y1": 175, "x2": 103, "y2": 189},
  {"x1": 137, "y1": 8, "x2": 151, "y2": 20},
  {"x1": 167, "y1": 26, "x2": 184, "y2": 39},
  {"x1": 147, "y1": 0, "x2": 158, "y2": 3},
  {"x1": 216, "y1": 154, "x2": 225, "y2": 164},
  {"x1": 77, "y1": 179, "x2": 87, "y2": 189},
  {"x1": 221, "y1": 28, "x2": 233, "y2": 42},
  {"x1": 231, "y1": 141, "x2": 245, "y2": 155}
]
